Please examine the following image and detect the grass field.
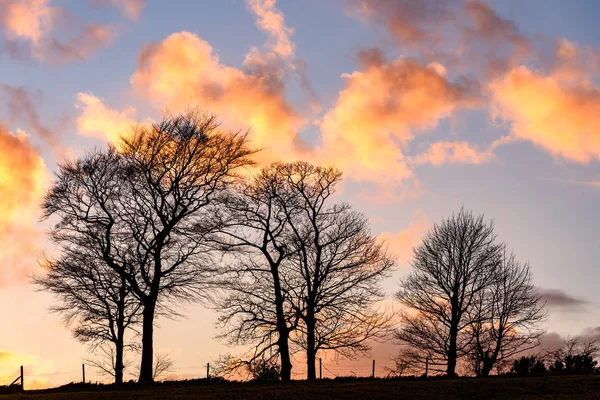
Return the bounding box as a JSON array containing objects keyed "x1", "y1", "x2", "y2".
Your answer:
[{"x1": 4, "y1": 375, "x2": 600, "y2": 399}]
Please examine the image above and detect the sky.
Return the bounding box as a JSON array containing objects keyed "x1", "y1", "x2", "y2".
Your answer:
[{"x1": 0, "y1": 0, "x2": 599, "y2": 388}]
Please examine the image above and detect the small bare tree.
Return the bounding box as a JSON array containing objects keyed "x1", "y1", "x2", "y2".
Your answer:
[
  {"x1": 133, "y1": 352, "x2": 175, "y2": 381},
  {"x1": 86, "y1": 344, "x2": 135, "y2": 381},
  {"x1": 396, "y1": 208, "x2": 502, "y2": 377},
  {"x1": 467, "y1": 251, "x2": 546, "y2": 377}
]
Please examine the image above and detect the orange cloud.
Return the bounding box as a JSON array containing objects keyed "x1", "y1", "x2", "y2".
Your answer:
[
  {"x1": 317, "y1": 49, "x2": 479, "y2": 183},
  {"x1": 75, "y1": 92, "x2": 139, "y2": 144},
  {"x1": 0, "y1": 126, "x2": 47, "y2": 284},
  {"x1": 490, "y1": 66, "x2": 600, "y2": 163},
  {"x1": 0, "y1": 0, "x2": 50, "y2": 45},
  {"x1": 413, "y1": 141, "x2": 493, "y2": 165},
  {"x1": 550, "y1": 39, "x2": 600, "y2": 83},
  {"x1": 379, "y1": 210, "x2": 429, "y2": 264},
  {"x1": 130, "y1": 31, "x2": 302, "y2": 163}
]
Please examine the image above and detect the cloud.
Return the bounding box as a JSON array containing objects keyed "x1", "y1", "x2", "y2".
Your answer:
[
  {"x1": 0, "y1": 0, "x2": 142, "y2": 64},
  {"x1": 90, "y1": 0, "x2": 147, "y2": 21},
  {"x1": 0, "y1": 348, "x2": 61, "y2": 389},
  {"x1": 75, "y1": 92, "x2": 139, "y2": 144},
  {"x1": 461, "y1": 0, "x2": 531, "y2": 77},
  {"x1": 245, "y1": 0, "x2": 294, "y2": 59},
  {"x1": 345, "y1": 0, "x2": 530, "y2": 79},
  {"x1": 346, "y1": 1, "x2": 600, "y2": 168},
  {"x1": 379, "y1": 210, "x2": 429, "y2": 263},
  {"x1": 344, "y1": 0, "x2": 455, "y2": 49},
  {"x1": 317, "y1": 49, "x2": 480, "y2": 183},
  {"x1": 0, "y1": 84, "x2": 63, "y2": 154},
  {"x1": 490, "y1": 66, "x2": 600, "y2": 163},
  {"x1": 130, "y1": 31, "x2": 303, "y2": 163},
  {"x1": 413, "y1": 141, "x2": 493, "y2": 165},
  {"x1": 560, "y1": 179, "x2": 600, "y2": 189},
  {"x1": 537, "y1": 287, "x2": 588, "y2": 312},
  {"x1": 0, "y1": 125, "x2": 47, "y2": 285},
  {"x1": 0, "y1": 0, "x2": 51, "y2": 44}
]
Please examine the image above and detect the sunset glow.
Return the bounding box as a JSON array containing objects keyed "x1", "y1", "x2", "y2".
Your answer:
[{"x1": 0, "y1": 0, "x2": 599, "y2": 390}]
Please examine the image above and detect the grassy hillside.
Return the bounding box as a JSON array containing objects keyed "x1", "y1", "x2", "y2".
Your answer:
[{"x1": 4, "y1": 375, "x2": 600, "y2": 399}]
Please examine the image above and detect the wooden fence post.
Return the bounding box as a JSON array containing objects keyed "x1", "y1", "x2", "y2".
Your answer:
[
  {"x1": 206, "y1": 363, "x2": 210, "y2": 379},
  {"x1": 20, "y1": 366, "x2": 23, "y2": 392},
  {"x1": 82, "y1": 364, "x2": 86, "y2": 383},
  {"x1": 319, "y1": 358, "x2": 322, "y2": 380},
  {"x1": 372, "y1": 360, "x2": 375, "y2": 378}
]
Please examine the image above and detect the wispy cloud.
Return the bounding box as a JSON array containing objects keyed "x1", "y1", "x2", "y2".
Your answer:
[
  {"x1": 90, "y1": 0, "x2": 147, "y2": 22},
  {"x1": 0, "y1": 0, "x2": 144, "y2": 64},
  {"x1": 537, "y1": 287, "x2": 589, "y2": 312}
]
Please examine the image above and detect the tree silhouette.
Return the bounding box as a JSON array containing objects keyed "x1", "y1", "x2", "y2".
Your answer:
[
  {"x1": 396, "y1": 208, "x2": 502, "y2": 377},
  {"x1": 42, "y1": 111, "x2": 255, "y2": 383},
  {"x1": 467, "y1": 250, "x2": 546, "y2": 377},
  {"x1": 214, "y1": 162, "x2": 394, "y2": 381},
  {"x1": 278, "y1": 162, "x2": 395, "y2": 381},
  {"x1": 36, "y1": 150, "x2": 141, "y2": 384},
  {"x1": 212, "y1": 165, "x2": 300, "y2": 382}
]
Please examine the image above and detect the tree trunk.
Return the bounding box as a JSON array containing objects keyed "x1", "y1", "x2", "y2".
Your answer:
[
  {"x1": 480, "y1": 350, "x2": 498, "y2": 377},
  {"x1": 115, "y1": 278, "x2": 127, "y2": 384},
  {"x1": 447, "y1": 324, "x2": 458, "y2": 377},
  {"x1": 306, "y1": 311, "x2": 317, "y2": 380},
  {"x1": 480, "y1": 363, "x2": 492, "y2": 377},
  {"x1": 115, "y1": 337, "x2": 124, "y2": 384},
  {"x1": 278, "y1": 330, "x2": 293, "y2": 382},
  {"x1": 272, "y1": 266, "x2": 292, "y2": 382},
  {"x1": 138, "y1": 299, "x2": 156, "y2": 383}
]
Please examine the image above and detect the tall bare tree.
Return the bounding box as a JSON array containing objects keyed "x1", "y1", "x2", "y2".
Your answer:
[
  {"x1": 468, "y1": 251, "x2": 546, "y2": 377},
  {"x1": 37, "y1": 149, "x2": 140, "y2": 384},
  {"x1": 212, "y1": 165, "x2": 299, "y2": 382},
  {"x1": 278, "y1": 162, "x2": 395, "y2": 381},
  {"x1": 42, "y1": 112, "x2": 255, "y2": 383},
  {"x1": 396, "y1": 208, "x2": 502, "y2": 377}
]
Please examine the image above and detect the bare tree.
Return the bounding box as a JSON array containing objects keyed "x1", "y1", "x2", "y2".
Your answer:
[
  {"x1": 86, "y1": 343, "x2": 135, "y2": 381},
  {"x1": 42, "y1": 111, "x2": 255, "y2": 383},
  {"x1": 133, "y1": 352, "x2": 175, "y2": 381},
  {"x1": 467, "y1": 251, "x2": 546, "y2": 377},
  {"x1": 277, "y1": 162, "x2": 395, "y2": 381},
  {"x1": 214, "y1": 162, "x2": 393, "y2": 381},
  {"x1": 389, "y1": 347, "x2": 432, "y2": 377},
  {"x1": 211, "y1": 165, "x2": 299, "y2": 382},
  {"x1": 35, "y1": 158, "x2": 142, "y2": 384},
  {"x1": 396, "y1": 208, "x2": 502, "y2": 377}
]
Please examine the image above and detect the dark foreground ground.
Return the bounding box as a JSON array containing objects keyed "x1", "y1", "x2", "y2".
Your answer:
[{"x1": 4, "y1": 375, "x2": 600, "y2": 399}]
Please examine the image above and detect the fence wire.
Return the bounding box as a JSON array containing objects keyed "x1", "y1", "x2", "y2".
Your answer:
[{"x1": 0, "y1": 359, "x2": 395, "y2": 390}]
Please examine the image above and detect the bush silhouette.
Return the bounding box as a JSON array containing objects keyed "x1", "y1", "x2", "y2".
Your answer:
[
  {"x1": 511, "y1": 355, "x2": 547, "y2": 376},
  {"x1": 249, "y1": 360, "x2": 281, "y2": 382}
]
